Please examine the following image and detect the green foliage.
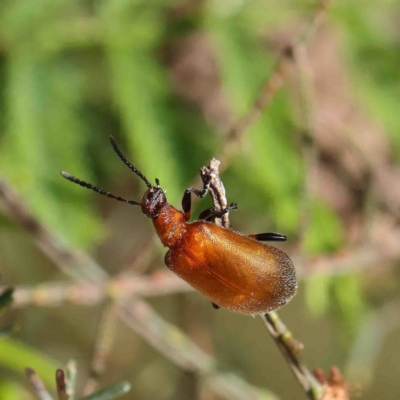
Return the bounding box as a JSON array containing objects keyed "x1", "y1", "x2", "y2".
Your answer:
[
  {"x1": 305, "y1": 273, "x2": 366, "y2": 332},
  {"x1": 0, "y1": 380, "x2": 30, "y2": 400},
  {"x1": 305, "y1": 274, "x2": 331, "y2": 318},
  {"x1": 0, "y1": 338, "x2": 58, "y2": 387},
  {"x1": 331, "y1": 273, "x2": 366, "y2": 334},
  {"x1": 302, "y1": 199, "x2": 344, "y2": 255}
]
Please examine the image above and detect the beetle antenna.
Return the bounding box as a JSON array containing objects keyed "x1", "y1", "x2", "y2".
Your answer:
[
  {"x1": 61, "y1": 171, "x2": 140, "y2": 206},
  {"x1": 155, "y1": 178, "x2": 160, "y2": 188},
  {"x1": 109, "y1": 136, "x2": 152, "y2": 189}
]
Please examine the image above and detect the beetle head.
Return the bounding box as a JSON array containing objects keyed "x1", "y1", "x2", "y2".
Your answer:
[{"x1": 141, "y1": 187, "x2": 167, "y2": 218}]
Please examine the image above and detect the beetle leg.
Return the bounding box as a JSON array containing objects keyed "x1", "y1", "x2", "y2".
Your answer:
[
  {"x1": 212, "y1": 303, "x2": 220, "y2": 310},
  {"x1": 181, "y1": 175, "x2": 212, "y2": 221},
  {"x1": 198, "y1": 203, "x2": 238, "y2": 221},
  {"x1": 248, "y1": 232, "x2": 287, "y2": 242}
]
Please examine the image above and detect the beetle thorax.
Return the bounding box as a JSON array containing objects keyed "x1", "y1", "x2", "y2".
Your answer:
[{"x1": 152, "y1": 205, "x2": 187, "y2": 248}]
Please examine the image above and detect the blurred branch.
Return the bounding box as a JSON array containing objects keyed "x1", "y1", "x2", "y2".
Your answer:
[
  {"x1": 26, "y1": 368, "x2": 54, "y2": 400},
  {"x1": 0, "y1": 177, "x2": 279, "y2": 400},
  {"x1": 0, "y1": 178, "x2": 107, "y2": 283},
  {"x1": 7, "y1": 242, "x2": 400, "y2": 308},
  {"x1": 8, "y1": 271, "x2": 192, "y2": 308},
  {"x1": 83, "y1": 304, "x2": 119, "y2": 396},
  {"x1": 219, "y1": 0, "x2": 330, "y2": 170}
]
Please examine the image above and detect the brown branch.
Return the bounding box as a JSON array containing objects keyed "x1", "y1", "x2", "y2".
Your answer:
[{"x1": 262, "y1": 313, "x2": 323, "y2": 399}]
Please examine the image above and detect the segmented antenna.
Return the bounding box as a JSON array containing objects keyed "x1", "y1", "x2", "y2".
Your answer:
[
  {"x1": 109, "y1": 136, "x2": 152, "y2": 188},
  {"x1": 60, "y1": 171, "x2": 140, "y2": 206}
]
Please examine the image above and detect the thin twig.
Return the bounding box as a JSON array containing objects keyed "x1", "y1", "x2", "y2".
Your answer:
[
  {"x1": 26, "y1": 368, "x2": 54, "y2": 400},
  {"x1": 262, "y1": 313, "x2": 323, "y2": 399},
  {"x1": 201, "y1": 159, "x2": 323, "y2": 399}
]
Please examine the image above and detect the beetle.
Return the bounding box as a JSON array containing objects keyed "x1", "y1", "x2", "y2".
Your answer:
[{"x1": 61, "y1": 136, "x2": 297, "y2": 315}]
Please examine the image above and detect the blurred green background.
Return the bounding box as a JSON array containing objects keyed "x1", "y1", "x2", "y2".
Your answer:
[{"x1": 1, "y1": 0, "x2": 400, "y2": 399}]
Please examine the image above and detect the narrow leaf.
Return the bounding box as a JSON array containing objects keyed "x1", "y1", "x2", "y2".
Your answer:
[
  {"x1": 0, "y1": 338, "x2": 57, "y2": 386},
  {"x1": 81, "y1": 382, "x2": 131, "y2": 400},
  {"x1": 65, "y1": 359, "x2": 77, "y2": 400}
]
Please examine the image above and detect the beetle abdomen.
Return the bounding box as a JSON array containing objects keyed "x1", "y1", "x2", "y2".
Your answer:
[{"x1": 164, "y1": 222, "x2": 297, "y2": 314}]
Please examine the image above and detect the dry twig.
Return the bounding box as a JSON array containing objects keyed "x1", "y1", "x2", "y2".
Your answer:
[
  {"x1": 200, "y1": 159, "x2": 326, "y2": 399},
  {"x1": 26, "y1": 368, "x2": 54, "y2": 400}
]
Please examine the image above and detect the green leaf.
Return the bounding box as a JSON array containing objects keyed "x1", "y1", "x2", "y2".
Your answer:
[
  {"x1": 302, "y1": 200, "x2": 344, "y2": 255},
  {"x1": 0, "y1": 380, "x2": 32, "y2": 400},
  {"x1": 81, "y1": 382, "x2": 131, "y2": 400},
  {"x1": 304, "y1": 275, "x2": 331, "y2": 317},
  {"x1": 0, "y1": 338, "x2": 58, "y2": 387},
  {"x1": 332, "y1": 274, "x2": 366, "y2": 334}
]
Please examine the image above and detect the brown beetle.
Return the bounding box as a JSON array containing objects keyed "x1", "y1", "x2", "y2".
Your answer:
[{"x1": 61, "y1": 136, "x2": 297, "y2": 314}]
